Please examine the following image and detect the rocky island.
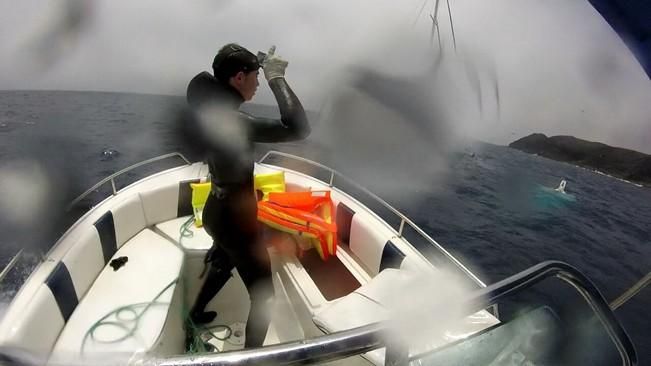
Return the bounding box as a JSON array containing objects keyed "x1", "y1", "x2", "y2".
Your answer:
[{"x1": 509, "y1": 134, "x2": 651, "y2": 186}]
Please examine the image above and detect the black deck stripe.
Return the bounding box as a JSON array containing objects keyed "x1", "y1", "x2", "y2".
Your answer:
[
  {"x1": 94, "y1": 211, "x2": 117, "y2": 264},
  {"x1": 178, "y1": 179, "x2": 201, "y2": 217},
  {"x1": 336, "y1": 203, "x2": 355, "y2": 246},
  {"x1": 45, "y1": 262, "x2": 78, "y2": 322},
  {"x1": 379, "y1": 240, "x2": 406, "y2": 272}
]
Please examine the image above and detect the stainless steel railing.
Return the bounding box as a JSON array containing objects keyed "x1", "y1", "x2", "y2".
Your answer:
[
  {"x1": 156, "y1": 323, "x2": 386, "y2": 366},
  {"x1": 66, "y1": 152, "x2": 191, "y2": 210},
  {"x1": 410, "y1": 261, "x2": 638, "y2": 365},
  {"x1": 146, "y1": 261, "x2": 637, "y2": 366},
  {"x1": 0, "y1": 249, "x2": 24, "y2": 285},
  {"x1": 3, "y1": 263, "x2": 637, "y2": 366},
  {"x1": 66, "y1": 149, "x2": 485, "y2": 292},
  {"x1": 610, "y1": 272, "x2": 651, "y2": 311}
]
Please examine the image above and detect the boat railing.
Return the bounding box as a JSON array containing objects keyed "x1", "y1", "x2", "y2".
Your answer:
[
  {"x1": 258, "y1": 151, "x2": 488, "y2": 288},
  {"x1": 66, "y1": 152, "x2": 191, "y2": 210},
  {"x1": 64, "y1": 150, "x2": 494, "y2": 313},
  {"x1": 0, "y1": 249, "x2": 24, "y2": 286},
  {"x1": 610, "y1": 272, "x2": 651, "y2": 311},
  {"x1": 65, "y1": 150, "x2": 486, "y2": 294},
  {"x1": 149, "y1": 261, "x2": 636, "y2": 366}
]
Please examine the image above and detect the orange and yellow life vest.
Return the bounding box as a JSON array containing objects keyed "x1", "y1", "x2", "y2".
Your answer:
[{"x1": 257, "y1": 190, "x2": 338, "y2": 260}]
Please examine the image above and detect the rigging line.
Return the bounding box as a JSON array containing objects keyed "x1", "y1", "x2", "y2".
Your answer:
[
  {"x1": 432, "y1": 0, "x2": 442, "y2": 26},
  {"x1": 436, "y1": 20, "x2": 442, "y2": 53},
  {"x1": 431, "y1": 0, "x2": 442, "y2": 52},
  {"x1": 610, "y1": 272, "x2": 651, "y2": 311},
  {"x1": 464, "y1": 58, "x2": 483, "y2": 117},
  {"x1": 494, "y1": 74, "x2": 501, "y2": 120},
  {"x1": 429, "y1": 14, "x2": 435, "y2": 48},
  {"x1": 446, "y1": 0, "x2": 457, "y2": 51},
  {"x1": 429, "y1": 14, "x2": 442, "y2": 53},
  {"x1": 414, "y1": 0, "x2": 430, "y2": 26},
  {"x1": 0, "y1": 249, "x2": 23, "y2": 284},
  {"x1": 429, "y1": 35, "x2": 445, "y2": 75}
]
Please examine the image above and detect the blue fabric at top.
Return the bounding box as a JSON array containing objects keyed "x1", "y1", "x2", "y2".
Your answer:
[{"x1": 588, "y1": 0, "x2": 651, "y2": 77}]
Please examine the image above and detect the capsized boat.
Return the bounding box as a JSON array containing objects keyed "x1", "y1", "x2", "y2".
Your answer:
[{"x1": 0, "y1": 151, "x2": 637, "y2": 365}]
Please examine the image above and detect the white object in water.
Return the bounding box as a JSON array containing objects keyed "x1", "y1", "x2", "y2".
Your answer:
[{"x1": 555, "y1": 179, "x2": 567, "y2": 193}]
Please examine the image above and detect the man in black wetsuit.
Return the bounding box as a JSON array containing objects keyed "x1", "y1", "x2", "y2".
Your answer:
[{"x1": 186, "y1": 43, "x2": 309, "y2": 348}]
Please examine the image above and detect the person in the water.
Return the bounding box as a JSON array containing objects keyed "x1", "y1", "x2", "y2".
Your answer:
[
  {"x1": 185, "y1": 43, "x2": 309, "y2": 348},
  {"x1": 555, "y1": 178, "x2": 567, "y2": 193}
]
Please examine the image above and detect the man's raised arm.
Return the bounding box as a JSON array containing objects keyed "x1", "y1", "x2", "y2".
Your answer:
[{"x1": 246, "y1": 47, "x2": 310, "y2": 142}]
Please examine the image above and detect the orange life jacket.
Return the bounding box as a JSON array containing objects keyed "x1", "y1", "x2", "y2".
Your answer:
[{"x1": 257, "y1": 191, "x2": 337, "y2": 260}]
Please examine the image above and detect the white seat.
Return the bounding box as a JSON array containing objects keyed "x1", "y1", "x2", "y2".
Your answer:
[
  {"x1": 312, "y1": 269, "x2": 402, "y2": 365},
  {"x1": 49, "y1": 229, "x2": 185, "y2": 364},
  {"x1": 0, "y1": 285, "x2": 65, "y2": 360},
  {"x1": 313, "y1": 269, "x2": 499, "y2": 366},
  {"x1": 348, "y1": 212, "x2": 395, "y2": 276}
]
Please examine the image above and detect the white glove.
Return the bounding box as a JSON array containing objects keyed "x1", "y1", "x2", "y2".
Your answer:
[{"x1": 262, "y1": 46, "x2": 288, "y2": 81}]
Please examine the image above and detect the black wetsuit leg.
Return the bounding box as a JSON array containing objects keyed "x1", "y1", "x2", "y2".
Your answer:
[
  {"x1": 221, "y1": 236, "x2": 273, "y2": 348},
  {"x1": 190, "y1": 244, "x2": 234, "y2": 319},
  {"x1": 195, "y1": 188, "x2": 273, "y2": 348}
]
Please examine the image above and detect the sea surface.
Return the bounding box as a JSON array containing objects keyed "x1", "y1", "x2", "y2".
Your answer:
[{"x1": 0, "y1": 91, "x2": 649, "y2": 364}]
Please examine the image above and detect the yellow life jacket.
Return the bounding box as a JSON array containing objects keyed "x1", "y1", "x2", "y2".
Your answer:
[
  {"x1": 192, "y1": 171, "x2": 338, "y2": 260},
  {"x1": 190, "y1": 182, "x2": 211, "y2": 227},
  {"x1": 190, "y1": 171, "x2": 285, "y2": 227}
]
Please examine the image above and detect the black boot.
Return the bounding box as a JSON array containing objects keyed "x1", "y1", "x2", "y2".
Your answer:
[
  {"x1": 190, "y1": 310, "x2": 217, "y2": 325},
  {"x1": 189, "y1": 259, "x2": 233, "y2": 324}
]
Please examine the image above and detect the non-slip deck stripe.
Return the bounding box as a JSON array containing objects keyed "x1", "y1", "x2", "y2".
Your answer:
[
  {"x1": 178, "y1": 178, "x2": 200, "y2": 217},
  {"x1": 336, "y1": 203, "x2": 355, "y2": 246},
  {"x1": 45, "y1": 262, "x2": 78, "y2": 322},
  {"x1": 380, "y1": 240, "x2": 406, "y2": 272},
  {"x1": 94, "y1": 211, "x2": 117, "y2": 264}
]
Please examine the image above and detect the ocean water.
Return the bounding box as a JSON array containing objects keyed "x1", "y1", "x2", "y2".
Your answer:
[{"x1": 0, "y1": 91, "x2": 649, "y2": 363}]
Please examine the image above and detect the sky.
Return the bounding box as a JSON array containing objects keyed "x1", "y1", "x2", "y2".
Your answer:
[{"x1": 1, "y1": 0, "x2": 650, "y2": 153}]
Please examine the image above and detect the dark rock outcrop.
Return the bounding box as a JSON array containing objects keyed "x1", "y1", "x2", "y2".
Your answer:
[{"x1": 509, "y1": 133, "x2": 651, "y2": 185}]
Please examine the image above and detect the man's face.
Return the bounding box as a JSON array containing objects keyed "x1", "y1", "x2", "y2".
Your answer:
[{"x1": 232, "y1": 70, "x2": 259, "y2": 101}]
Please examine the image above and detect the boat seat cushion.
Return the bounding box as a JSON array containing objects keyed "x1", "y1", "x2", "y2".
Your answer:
[
  {"x1": 139, "y1": 179, "x2": 201, "y2": 227},
  {"x1": 312, "y1": 269, "x2": 402, "y2": 365},
  {"x1": 49, "y1": 229, "x2": 184, "y2": 363},
  {"x1": 348, "y1": 213, "x2": 405, "y2": 277},
  {"x1": 0, "y1": 190, "x2": 192, "y2": 361},
  {"x1": 139, "y1": 183, "x2": 181, "y2": 227},
  {"x1": 336, "y1": 202, "x2": 355, "y2": 244},
  {"x1": 61, "y1": 227, "x2": 105, "y2": 301},
  {"x1": 313, "y1": 268, "x2": 499, "y2": 366},
  {"x1": 0, "y1": 285, "x2": 66, "y2": 360},
  {"x1": 110, "y1": 195, "x2": 148, "y2": 249},
  {"x1": 0, "y1": 196, "x2": 152, "y2": 360},
  {"x1": 313, "y1": 269, "x2": 402, "y2": 333}
]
